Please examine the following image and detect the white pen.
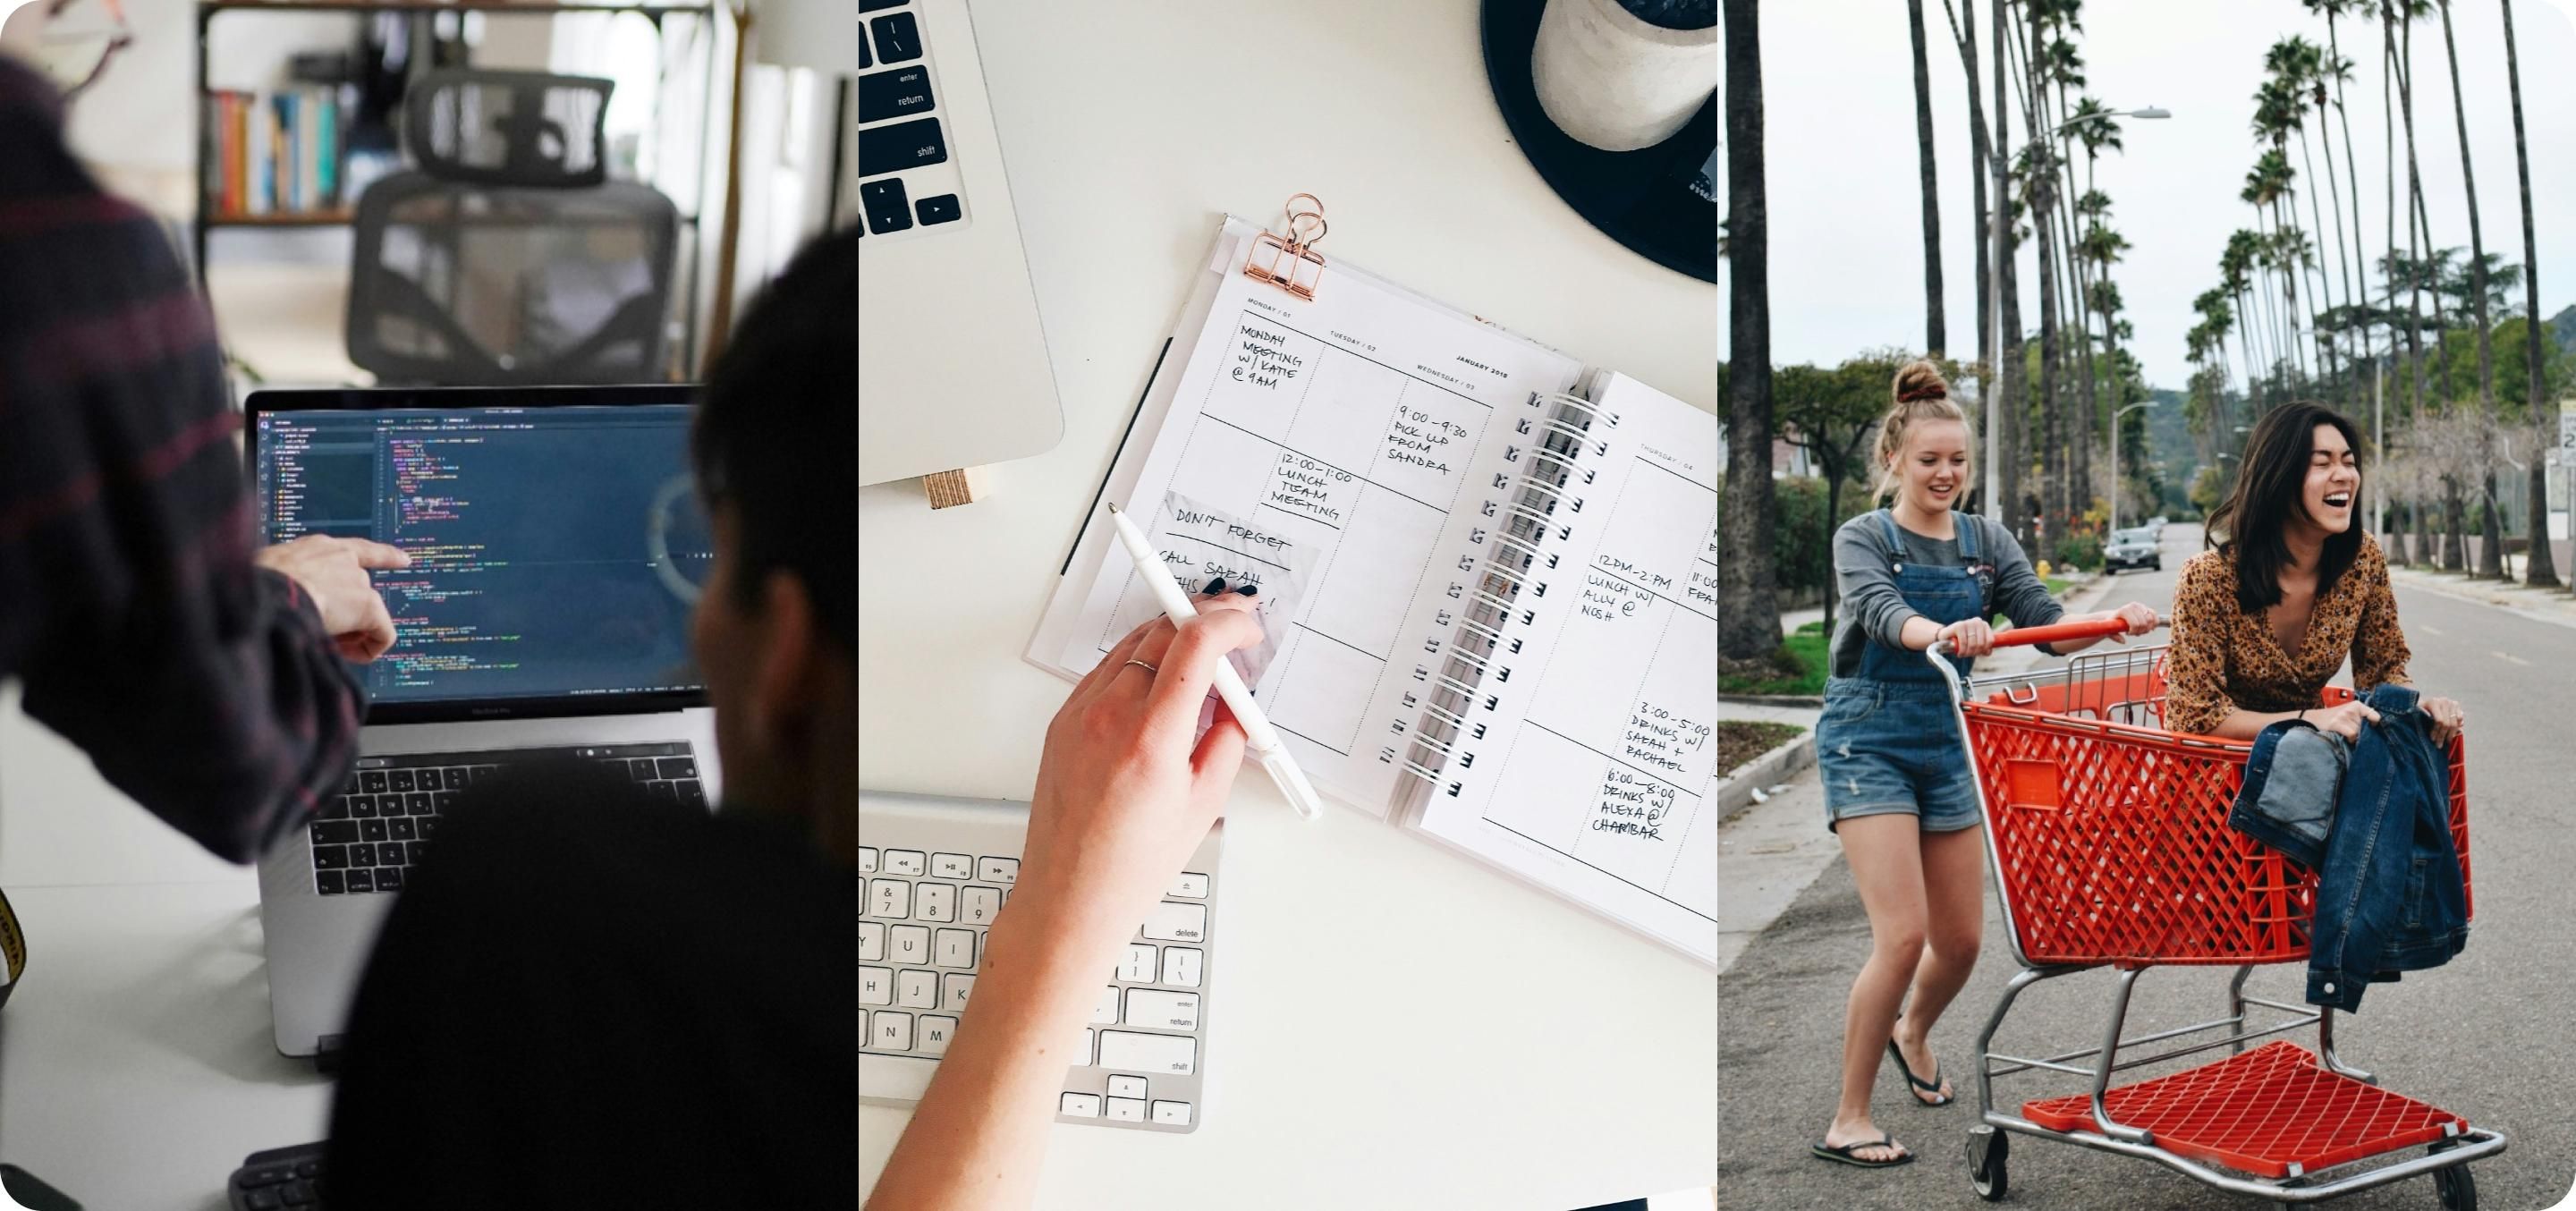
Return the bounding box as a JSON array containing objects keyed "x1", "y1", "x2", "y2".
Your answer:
[{"x1": 1103, "y1": 502, "x2": 1325, "y2": 821}]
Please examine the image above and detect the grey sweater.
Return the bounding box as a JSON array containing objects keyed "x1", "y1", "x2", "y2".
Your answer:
[{"x1": 1829, "y1": 511, "x2": 2063, "y2": 678}]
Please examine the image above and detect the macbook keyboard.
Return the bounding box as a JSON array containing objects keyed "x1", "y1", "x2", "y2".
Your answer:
[
  {"x1": 855, "y1": 0, "x2": 970, "y2": 239},
  {"x1": 860, "y1": 840, "x2": 1215, "y2": 1131},
  {"x1": 309, "y1": 742, "x2": 699, "y2": 896}
]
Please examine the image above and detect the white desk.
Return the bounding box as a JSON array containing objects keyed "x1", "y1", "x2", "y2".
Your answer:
[
  {"x1": 860, "y1": 3, "x2": 1717, "y2": 1207},
  {"x1": 0, "y1": 687, "x2": 331, "y2": 1211}
]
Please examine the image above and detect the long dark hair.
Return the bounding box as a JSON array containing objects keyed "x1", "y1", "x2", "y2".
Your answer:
[{"x1": 2205, "y1": 402, "x2": 2365, "y2": 614}]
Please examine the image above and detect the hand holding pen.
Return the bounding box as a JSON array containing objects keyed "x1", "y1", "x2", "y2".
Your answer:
[{"x1": 1016, "y1": 591, "x2": 1262, "y2": 957}]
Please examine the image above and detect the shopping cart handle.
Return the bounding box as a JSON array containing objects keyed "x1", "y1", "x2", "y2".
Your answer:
[
  {"x1": 1928, "y1": 616, "x2": 2162, "y2": 656},
  {"x1": 1993, "y1": 617, "x2": 2141, "y2": 648}
]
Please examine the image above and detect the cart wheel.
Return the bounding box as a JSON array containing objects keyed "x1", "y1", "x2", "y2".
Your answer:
[
  {"x1": 1966, "y1": 1127, "x2": 2009, "y2": 1201},
  {"x1": 2435, "y1": 1164, "x2": 2476, "y2": 1210}
]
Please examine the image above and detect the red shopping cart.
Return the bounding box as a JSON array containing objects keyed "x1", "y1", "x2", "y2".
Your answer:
[{"x1": 1932, "y1": 618, "x2": 2503, "y2": 1208}]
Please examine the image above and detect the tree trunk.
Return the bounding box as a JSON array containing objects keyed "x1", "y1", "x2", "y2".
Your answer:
[
  {"x1": 2297, "y1": 127, "x2": 2341, "y2": 392},
  {"x1": 1720, "y1": 0, "x2": 1783, "y2": 659},
  {"x1": 2331, "y1": 10, "x2": 2379, "y2": 486},
  {"x1": 1910, "y1": 0, "x2": 1945, "y2": 358},
  {"x1": 2058, "y1": 89, "x2": 2096, "y2": 529},
  {"x1": 2438, "y1": 0, "x2": 2504, "y2": 580},
  {"x1": 1993, "y1": 0, "x2": 2024, "y2": 542},
  {"x1": 1945, "y1": 0, "x2": 1995, "y2": 499},
  {"x1": 2445, "y1": 479, "x2": 2468, "y2": 571},
  {"x1": 2382, "y1": 17, "x2": 2415, "y2": 565},
  {"x1": 2316, "y1": 93, "x2": 2356, "y2": 401},
  {"x1": 2500, "y1": 0, "x2": 2559, "y2": 587},
  {"x1": 2399, "y1": 11, "x2": 2436, "y2": 571},
  {"x1": 2012, "y1": 18, "x2": 2062, "y2": 560}
]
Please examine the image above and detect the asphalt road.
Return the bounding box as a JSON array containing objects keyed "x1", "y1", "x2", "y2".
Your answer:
[{"x1": 1719, "y1": 525, "x2": 2576, "y2": 1210}]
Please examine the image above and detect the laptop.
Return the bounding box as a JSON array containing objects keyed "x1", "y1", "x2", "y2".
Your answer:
[
  {"x1": 860, "y1": 790, "x2": 1224, "y2": 1131},
  {"x1": 244, "y1": 385, "x2": 722, "y2": 1061},
  {"x1": 856, "y1": 0, "x2": 1065, "y2": 487}
]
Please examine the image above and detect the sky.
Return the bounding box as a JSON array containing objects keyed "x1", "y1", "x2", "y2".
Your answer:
[{"x1": 1733, "y1": 0, "x2": 2576, "y2": 394}]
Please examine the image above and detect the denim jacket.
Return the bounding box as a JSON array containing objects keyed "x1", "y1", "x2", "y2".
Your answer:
[{"x1": 2226, "y1": 684, "x2": 2468, "y2": 1012}]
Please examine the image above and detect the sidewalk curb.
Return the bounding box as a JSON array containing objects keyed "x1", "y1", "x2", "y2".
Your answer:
[
  {"x1": 1719, "y1": 692, "x2": 1822, "y2": 707},
  {"x1": 2386, "y1": 566, "x2": 2576, "y2": 633},
  {"x1": 1717, "y1": 732, "x2": 1816, "y2": 819}
]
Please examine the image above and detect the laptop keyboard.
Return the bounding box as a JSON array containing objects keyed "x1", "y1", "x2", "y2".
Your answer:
[
  {"x1": 855, "y1": 0, "x2": 970, "y2": 239},
  {"x1": 309, "y1": 742, "x2": 699, "y2": 896},
  {"x1": 860, "y1": 843, "x2": 1213, "y2": 1131}
]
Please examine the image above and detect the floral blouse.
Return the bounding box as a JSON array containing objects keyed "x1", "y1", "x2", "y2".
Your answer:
[{"x1": 2164, "y1": 534, "x2": 2412, "y2": 736}]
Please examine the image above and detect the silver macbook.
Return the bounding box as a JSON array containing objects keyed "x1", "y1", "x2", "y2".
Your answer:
[
  {"x1": 856, "y1": 0, "x2": 1064, "y2": 487},
  {"x1": 244, "y1": 385, "x2": 723, "y2": 1060}
]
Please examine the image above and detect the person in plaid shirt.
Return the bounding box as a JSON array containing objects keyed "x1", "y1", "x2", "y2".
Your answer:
[{"x1": 0, "y1": 8, "x2": 409, "y2": 864}]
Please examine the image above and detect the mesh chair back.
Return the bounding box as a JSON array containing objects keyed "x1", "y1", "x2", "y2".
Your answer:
[
  {"x1": 406, "y1": 70, "x2": 612, "y2": 188},
  {"x1": 347, "y1": 71, "x2": 676, "y2": 385}
]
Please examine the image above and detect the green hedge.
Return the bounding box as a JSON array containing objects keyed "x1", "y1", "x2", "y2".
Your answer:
[{"x1": 1713, "y1": 475, "x2": 1878, "y2": 597}]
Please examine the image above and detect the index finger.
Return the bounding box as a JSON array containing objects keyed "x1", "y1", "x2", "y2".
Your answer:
[
  {"x1": 353, "y1": 540, "x2": 412, "y2": 570},
  {"x1": 1138, "y1": 608, "x2": 1265, "y2": 749}
]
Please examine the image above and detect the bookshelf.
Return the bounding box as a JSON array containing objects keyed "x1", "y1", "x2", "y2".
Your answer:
[{"x1": 190, "y1": 0, "x2": 724, "y2": 374}]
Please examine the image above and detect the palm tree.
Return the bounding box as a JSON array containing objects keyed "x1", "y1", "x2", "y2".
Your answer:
[
  {"x1": 1992, "y1": 0, "x2": 2026, "y2": 540},
  {"x1": 1719, "y1": 0, "x2": 1782, "y2": 659},
  {"x1": 2009, "y1": 12, "x2": 2067, "y2": 549},
  {"x1": 2381, "y1": 2, "x2": 2432, "y2": 562},
  {"x1": 2269, "y1": 38, "x2": 2345, "y2": 389},
  {"x1": 2499, "y1": 0, "x2": 2556, "y2": 587},
  {"x1": 2436, "y1": 0, "x2": 2503, "y2": 579},
  {"x1": 2311, "y1": 1, "x2": 2378, "y2": 430},
  {"x1": 2194, "y1": 287, "x2": 2240, "y2": 439},
  {"x1": 1941, "y1": 0, "x2": 1996, "y2": 481},
  {"x1": 2224, "y1": 230, "x2": 2268, "y2": 396},
  {"x1": 1909, "y1": 0, "x2": 1945, "y2": 357},
  {"x1": 2063, "y1": 114, "x2": 2121, "y2": 517}
]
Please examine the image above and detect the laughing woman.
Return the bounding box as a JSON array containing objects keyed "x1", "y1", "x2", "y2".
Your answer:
[
  {"x1": 1810, "y1": 361, "x2": 2158, "y2": 1169},
  {"x1": 2164, "y1": 402, "x2": 2463, "y2": 745}
]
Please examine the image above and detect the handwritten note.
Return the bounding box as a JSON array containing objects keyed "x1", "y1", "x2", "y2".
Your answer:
[
  {"x1": 1590, "y1": 767, "x2": 1680, "y2": 842},
  {"x1": 1623, "y1": 699, "x2": 1712, "y2": 776},
  {"x1": 1230, "y1": 321, "x2": 1307, "y2": 392},
  {"x1": 1580, "y1": 571, "x2": 1651, "y2": 623}
]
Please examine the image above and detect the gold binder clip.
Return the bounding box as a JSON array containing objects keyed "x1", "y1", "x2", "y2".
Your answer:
[{"x1": 1244, "y1": 193, "x2": 1328, "y2": 301}]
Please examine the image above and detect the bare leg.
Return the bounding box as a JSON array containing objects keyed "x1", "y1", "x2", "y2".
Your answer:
[
  {"x1": 1893, "y1": 823, "x2": 1987, "y2": 1103},
  {"x1": 1823, "y1": 813, "x2": 1928, "y2": 1161}
]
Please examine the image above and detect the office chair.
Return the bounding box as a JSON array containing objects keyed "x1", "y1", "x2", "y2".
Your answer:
[{"x1": 347, "y1": 70, "x2": 679, "y2": 385}]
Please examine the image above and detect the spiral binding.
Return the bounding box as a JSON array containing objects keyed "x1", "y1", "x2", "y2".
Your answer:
[{"x1": 1384, "y1": 389, "x2": 1606, "y2": 799}]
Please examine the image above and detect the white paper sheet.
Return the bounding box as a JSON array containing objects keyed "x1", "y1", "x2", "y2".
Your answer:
[
  {"x1": 1412, "y1": 373, "x2": 1720, "y2": 964},
  {"x1": 1044, "y1": 237, "x2": 1582, "y2": 815}
]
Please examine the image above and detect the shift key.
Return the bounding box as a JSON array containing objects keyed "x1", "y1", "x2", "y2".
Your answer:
[
  {"x1": 1097, "y1": 1029, "x2": 1197, "y2": 1076},
  {"x1": 859, "y1": 117, "x2": 947, "y2": 178}
]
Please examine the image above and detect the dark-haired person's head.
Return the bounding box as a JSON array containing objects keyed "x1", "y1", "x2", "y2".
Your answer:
[
  {"x1": 691, "y1": 228, "x2": 855, "y2": 863},
  {"x1": 2207, "y1": 402, "x2": 2365, "y2": 613}
]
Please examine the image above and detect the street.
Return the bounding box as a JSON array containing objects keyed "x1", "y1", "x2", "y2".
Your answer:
[{"x1": 1718, "y1": 525, "x2": 2576, "y2": 1209}]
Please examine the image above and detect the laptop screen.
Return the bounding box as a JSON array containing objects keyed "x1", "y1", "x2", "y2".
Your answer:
[{"x1": 252, "y1": 398, "x2": 711, "y2": 716}]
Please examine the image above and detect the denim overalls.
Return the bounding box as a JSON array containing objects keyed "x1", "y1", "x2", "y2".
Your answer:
[{"x1": 1818, "y1": 510, "x2": 1994, "y2": 833}]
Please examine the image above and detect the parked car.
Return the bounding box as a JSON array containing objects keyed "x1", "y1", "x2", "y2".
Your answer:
[{"x1": 2104, "y1": 526, "x2": 2162, "y2": 573}]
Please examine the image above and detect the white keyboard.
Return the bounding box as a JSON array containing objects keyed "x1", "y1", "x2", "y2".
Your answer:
[
  {"x1": 855, "y1": 0, "x2": 975, "y2": 241},
  {"x1": 858, "y1": 791, "x2": 1221, "y2": 1133}
]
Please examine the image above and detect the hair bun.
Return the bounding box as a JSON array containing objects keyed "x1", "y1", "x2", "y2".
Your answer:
[{"x1": 1892, "y1": 360, "x2": 1950, "y2": 404}]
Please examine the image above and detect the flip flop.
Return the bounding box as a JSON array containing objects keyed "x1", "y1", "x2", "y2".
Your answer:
[
  {"x1": 1886, "y1": 1029, "x2": 1953, "y2": 1106},
  {"x1": 1811, "y1": 1137, "x2": 1913, "y2": 1168}
]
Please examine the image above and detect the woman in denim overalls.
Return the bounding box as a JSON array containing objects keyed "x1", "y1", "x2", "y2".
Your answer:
[{"x1": 1810, "y1": 363, "x2": 2157, "y2": 1169}]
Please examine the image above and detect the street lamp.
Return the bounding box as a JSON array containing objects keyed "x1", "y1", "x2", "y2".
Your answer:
[
  {"x1": 2110, "y1": 398, "x2": 2159, "y2": 538},
  {"x1": 1990, "y1": 106, "x2": 2171, "y2": 529}
]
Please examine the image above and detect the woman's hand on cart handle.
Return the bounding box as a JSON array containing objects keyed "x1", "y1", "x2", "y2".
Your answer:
[
  {"x1": 2105, "y1": 602, "x2": 2160, "y2": 643},
  {"x1": 1932, "y1": 617, "x2": 1996, "y2": 657}
]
